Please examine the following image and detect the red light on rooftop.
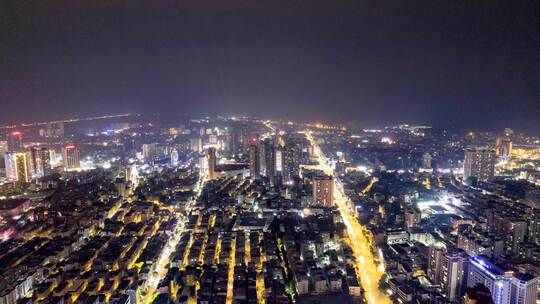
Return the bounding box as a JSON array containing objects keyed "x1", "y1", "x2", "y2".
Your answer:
[
  {"x1": 11, "y1": 131, "x2": 21, "y2": 136},
  {"x1": 65, "y1": 145, "x2": 76, "y2": 149}
]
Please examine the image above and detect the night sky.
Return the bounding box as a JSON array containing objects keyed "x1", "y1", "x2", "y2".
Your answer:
[{"x1": 1, "y1": 1, "x2": 539, "y2": 132}]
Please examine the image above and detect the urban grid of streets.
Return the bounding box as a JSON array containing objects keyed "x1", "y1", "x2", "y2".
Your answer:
[
  {"x1": 306, "y1": 131, "x2": 392, "y2": 304},
  {"x1": 134, "y1": 125, "x2": 390, "y2": 304},
  {"x1": 140, "y1": 167, "x2": 208, "y2": 304}
]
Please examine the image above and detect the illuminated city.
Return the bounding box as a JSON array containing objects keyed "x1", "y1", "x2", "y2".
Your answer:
[
  {"x1": 1, "y1": 116, "x2": 540, "y2": 304},
  {"x1": 1, "y1": 2, "x2": 540, "y2": 304}
]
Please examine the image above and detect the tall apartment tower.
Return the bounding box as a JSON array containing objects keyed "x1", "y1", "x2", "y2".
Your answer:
[
  {"x1": 7, "y1": 131, "x2": 23, "y2": 151},
  {"x1": 207, "y1": 147, "x2": 217, "y2": 180},
  {"x1": 282, "y1": 143, "x2": 300, "y2": 184},
  {"x1": 27, "y1": 146, "x2": 52, "y2": 177},
  {"x1": 463, "y1": 147, "x2": 496, "y2": 183},
  {"x1": 511, "y1": 273, "x2": 538, "y2": 304},
  {"x1": 312, "y1": 175, "x2": 334, "y2": 207},
  {"x1": 248, "y1": 144, "x2": 260, "y2": 180},
  {"x1": 428, "y1": 245, "x2": 446, "y2": 285},
  {"x1": 262, "y1": 139, "x2": 276, "y2": 185},
  {"x1": 496, "y1": 137, "x2": 513, "y2": 158},
  {"x1": 440, "y1": 249, "x2": 469, "y2": 301},
  {"x1": 5, "y1": 151, "x2": 30, "y2": 183},
  {"x1": 62, "y1": 145, "x2": 80, "y2": 171}
]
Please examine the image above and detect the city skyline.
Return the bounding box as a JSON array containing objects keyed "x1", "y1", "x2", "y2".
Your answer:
[
  {"x1": 0, "y1": 115, "x2": 540, "y2": 304},
  {"x1": 1, "y1": 1, "x2": 540, "y2": 304}
]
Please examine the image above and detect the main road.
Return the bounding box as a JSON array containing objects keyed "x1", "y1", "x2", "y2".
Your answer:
[
  {"x1": 141, "y1": 165, "x2": 208, "y2": 304},
  {"x1": 306, "y1": 131, "x2": 391, "y2": 304}
]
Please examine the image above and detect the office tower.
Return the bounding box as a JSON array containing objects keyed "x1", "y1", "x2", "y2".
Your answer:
[
  {"x1": 4, "y1": 151, "x2": 30, "y2": 183},
  {"x1": 282, "y1": 143, "x2": 300, "y2": 184},
  {"x1": 7, "y1": 131, "x2": 23, "y2": 151},
  {"x1": 262, "y1": 139, "x2": 276, "y2": 185},
  {"x1": 463, "y1": 284, "x2": 493, "y2": 304},
  {"x1": 496, "y1": 137, "x2": 513, "y2": 158},
  {"x1": 207, "y1": 147, "x2": 217, "y2": 180},
  {"x1": 190, "y1": 137, "x2": 203, "y2": 153},
  {"x1": 467, "y1": 256, "x2": 513, "y2": 304},
  {"x1": 62, "y1": 145, "x2": 80, "y2": 171},
  {"x1": 422, "y1": 152, "x2": 432, "y2": 169},
  {"x1": 248, "y1": 144, "x2": 260, "y2": 179},
  {"x1": 511, "y1": 273, "x2": 538, "y2": 304},
  {"x1": 463, "y1": 147, "x2": 496, "y2": 183},
  {"x1": 440, "y1": 249, "x2": 468, "y2": 301},
  {"x1": 312, "y1": 175, "x2": 333, "y2": 207}
]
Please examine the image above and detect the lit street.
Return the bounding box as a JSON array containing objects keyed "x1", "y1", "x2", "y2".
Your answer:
[{"x1": 306, "y1": 131, "x2": 391, "y2": 304}]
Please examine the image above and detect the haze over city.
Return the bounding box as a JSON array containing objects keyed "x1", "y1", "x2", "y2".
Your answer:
[
  {"x1": 1, "y1": 1, "x2": 539, "y2": 132},
  {"x1": 1, "y1": 2, "x2": 540, "y2": 304}
]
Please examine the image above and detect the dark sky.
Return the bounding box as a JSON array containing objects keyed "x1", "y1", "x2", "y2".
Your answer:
[{"x1": 1, "y1": 1, "x2": 539, "y2": 133}]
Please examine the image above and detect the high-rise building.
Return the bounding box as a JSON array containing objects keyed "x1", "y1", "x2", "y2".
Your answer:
[
  {"x1": 258, "y1": 140, "x2": 266, "y2": 176},
  {"x1": 190, "y1": 138, "x2": 203, "y2": 153},
  {"x1": 312, "y1": 175, "x2": 333, "y2": 207},
  {"x1": 39, "y1": 147, "x2": 52, "y2": 176},
  {"x1": 0, "y1": 141, "x2": 7, "y2": 169},
  {"x1": 496, "y1": 137, "x2": 513, "y2": 158},
  {"x1": 282, "y1": 143, "x2": 300, "y2": 184},
  {"x1": 207, "y1": 147, "x2": 217, "y2": 180},
  {"x1": 27, "y1": 147, "x2": 41, "y2": 178},
  {"x1": 405, "y1": 207, "x2": 421, "y2": 231},
  {"x1": 528, "y1": 210, "x2": 540, "y2": 246},
  {"x1": 262, "y1": 139, "x2": 276, "y2": 185},
  {"x1": 506, "y1": 220, "x2": 528, "y2": 254},
  {"x1": 248, "y1": 144, "x2": 260, "y2": 180},
  {"x1": 39, "y1": 122, "x2": 64, "y2": 138},
  {"x1": 513, "y1": 273, "x2": 538, "y2": 304},
  {"x1": 4, "y1": 151, "x2": 30, "y2": 183},
  {"x1": 7, "y1": 131, "x2": 23, "y2": 151},
  {"x1": 463, "y1": 147, "x2": 496, "y2": 183},
  {"x1": 275, "y1": 148, "x2": 283, "y2": 185},
  {"x1": 422, "y1": 152, "x2": 432, "y2": 169},
  {"x1": 440, "y1": 249, "x2": 469, "y2": 301},
  {"x1": 511, "y1": 273, "x2": 538, "y2": 304},
  {"x1": 428, "y1": 244, "x2": 446, "y2": 285},
  {"x1": 467, "y1": 256, "x2": 513, "y2": 304},
  {"x1": 170, "y1": 148, "x2": 179, "y2": 167},
  {"x1": 142, "y1": 143, "x2": 159, "y2": 161},
  {"x1": 62, "y1": 145, "x2": 80, "y2": 171},
  {"x1": 230, "y1": 123, "x2": 249, "y2": 155}
]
